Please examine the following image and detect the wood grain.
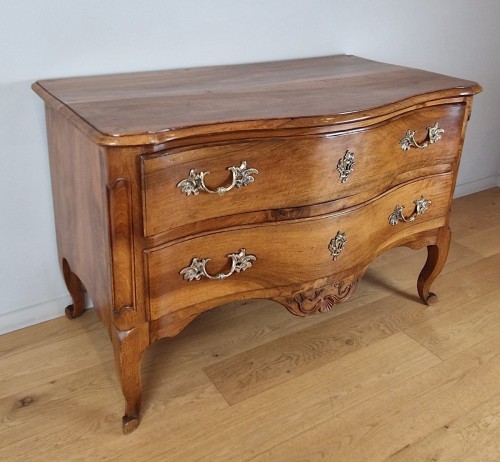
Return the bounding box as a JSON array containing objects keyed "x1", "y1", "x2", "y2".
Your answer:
[
  {"x1": 0, "y1": 188, "x2": 498, "y2": 460},
  {"x1": 456, "y1": 224, "x2": 500, "y2": 257},
  {"x1": 32, "y1": 55, "x2": 481, "y2": 431},
  {"x1": 203, "y1": 248, "x2": 500, "y2": 405},
  {"x1": 142, "y1": 104, "x2": 463, "y2": 236},
  {"x1": 44, "y1": 106, "x2": 113, "y2": 329},
  {"x1": 252, "y1": 333, "x2": 500, "y2": 462},
  {"x1": 147, "y1": 174, "x2": 452, "y2": 318},
  {"x1": 406, "y1": 263, "x2": 500, "y2": 359},
  {"x1": 450, "y1": 186, "x2": 500, "y2": 239},
  {"x1": 32, "y1": 55, "x2": 481, "y2": 146},
  {"x1": 387, "y1": 392, "x2": 500, "y2": 461}
]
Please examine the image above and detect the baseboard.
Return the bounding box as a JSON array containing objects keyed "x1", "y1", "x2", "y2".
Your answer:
[
  {"x1": 0, "y1": 295, "x2": 71, "y2": 335},
  {"x1": 454, "y1": 175, "x2": 499, "y2": 198}
]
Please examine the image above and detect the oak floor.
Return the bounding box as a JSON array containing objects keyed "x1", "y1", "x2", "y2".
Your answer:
[{"x1": 1, "y1": 187, "x2": 500, "y2": 462}]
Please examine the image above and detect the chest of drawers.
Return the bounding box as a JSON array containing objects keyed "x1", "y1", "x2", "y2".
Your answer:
[{"x1": 32, "y1": 55, "x2": 481, "y2": 433}]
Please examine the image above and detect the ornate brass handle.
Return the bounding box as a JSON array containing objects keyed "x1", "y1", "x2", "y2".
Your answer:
[
  {"x1": 389, "y1": 196, "x2": 432, "y2": 225},
  {"x1": 180, "y1": 248, "x2": 256, "y2": 281},
  {"x1": 328, "y1": 231, "x2": 347, "y2": 260},
  {"x1": 177, "y1": 161, "x2": 258, "y2": 196},
  {"x1": 400, "y1": 123, "x2": 444, "y2": 151}
]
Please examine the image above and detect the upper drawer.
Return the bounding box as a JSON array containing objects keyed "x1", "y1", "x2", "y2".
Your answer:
[{"x1": 141, "y1": 104, "x2": 465, "y2": 238}]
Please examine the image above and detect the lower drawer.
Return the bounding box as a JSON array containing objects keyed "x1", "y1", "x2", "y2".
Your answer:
[{"x1": 145, "y1": 173, "x2": 453, "y2": 319}]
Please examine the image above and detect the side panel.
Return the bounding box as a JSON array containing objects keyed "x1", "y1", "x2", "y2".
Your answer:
[{"x1": 45, "y1": 106, "x2": 113, "y2": 331}]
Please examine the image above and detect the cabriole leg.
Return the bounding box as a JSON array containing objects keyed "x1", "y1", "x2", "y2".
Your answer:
[
  {"x1": 62, "y1": 258, "x2": 86, "y2": 319},
  {"x1": 112, "y1": 323, "x2": 149, "y2": 434},
  {"x1": 417, "y1": 226, "x2": 451, "y2": 305}
]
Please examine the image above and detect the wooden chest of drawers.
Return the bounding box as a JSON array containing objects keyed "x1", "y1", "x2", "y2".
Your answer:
[{"x1": 32, "y1": 55, "x2": 481, "y2": 433}]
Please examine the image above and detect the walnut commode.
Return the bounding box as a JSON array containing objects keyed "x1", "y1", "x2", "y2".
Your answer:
[{"x1": 33, "y1": 55, "x2": 481, "y2": 433}]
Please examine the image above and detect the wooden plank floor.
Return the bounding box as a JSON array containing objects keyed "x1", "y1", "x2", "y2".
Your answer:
[{"x1": 1, "y1": 187, "x2": 499, "y2": 461}]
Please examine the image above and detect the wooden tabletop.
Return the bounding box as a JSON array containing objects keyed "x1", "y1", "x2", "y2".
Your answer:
[{"x1": 32, "y1": 55, "x2": 481, "y2": 146}]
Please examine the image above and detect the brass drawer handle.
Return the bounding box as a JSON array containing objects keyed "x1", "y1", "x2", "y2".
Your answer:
[
  {"x1": 177, "y1": 161, "x2": 258, "y2": 196},
  {"x1": 400, "y1": 123, "x2": 444, "y2": 151},
  {"x1": 180, "y1": 248, "x2": 256, "y2": 281},
  {"x1": 337, "y1": 150, "x2": 355, "y2": 183},
  {"x1": 389, "y1": 196, "x2": 432, "y2": 225},
  {"x1": 328, "y1": 231, "x2": 347, "y2": 260}
]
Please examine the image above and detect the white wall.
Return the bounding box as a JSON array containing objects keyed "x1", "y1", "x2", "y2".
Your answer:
[{"x1": 1, "y1": 0, "x2": 499, "y2": 334}]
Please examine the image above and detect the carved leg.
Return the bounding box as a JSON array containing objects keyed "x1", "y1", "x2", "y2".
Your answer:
[
  {"x1": 417, "y1": 226, "x2": 451, "y2": 305},
  {"x1": 62, "y1": 258, "x2": 86, "y2": 319},
  {"x1": 112, "y1": 323, "x2": 149, "y2": 434}
]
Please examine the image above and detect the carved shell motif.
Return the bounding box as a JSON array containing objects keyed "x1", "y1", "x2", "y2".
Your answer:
[{"x1": 282, "y1": 279, "x2": 359, "y2": 317}]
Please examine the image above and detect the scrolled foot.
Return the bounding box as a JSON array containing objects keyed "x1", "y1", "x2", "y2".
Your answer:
[
  {"x1": 424, "y1": 292, "x2": 438, "y2": 306},
  {"x1": 417, "y1": 227, "x2": 451, "y2": 306},
  {"x1": 122, "y1": 415, "x2": 140, "y2": 434},
  {"x1": 65, "y1": 304, "x2": 78, "y2": 319},
  {"x1": 113, "y1": 324, "x2": 148, "y2": 435},
  {"x1": 62, "y1": 259, "x2": 86, "y2": 319}
]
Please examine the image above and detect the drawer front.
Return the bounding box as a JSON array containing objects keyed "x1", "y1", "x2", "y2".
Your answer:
[
  {"x1": 146, "y1": 173, "x2": 453, "y2": 320},
  {"x1": 142, "y1": 104, "x2": 465, "y2": 238}
]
